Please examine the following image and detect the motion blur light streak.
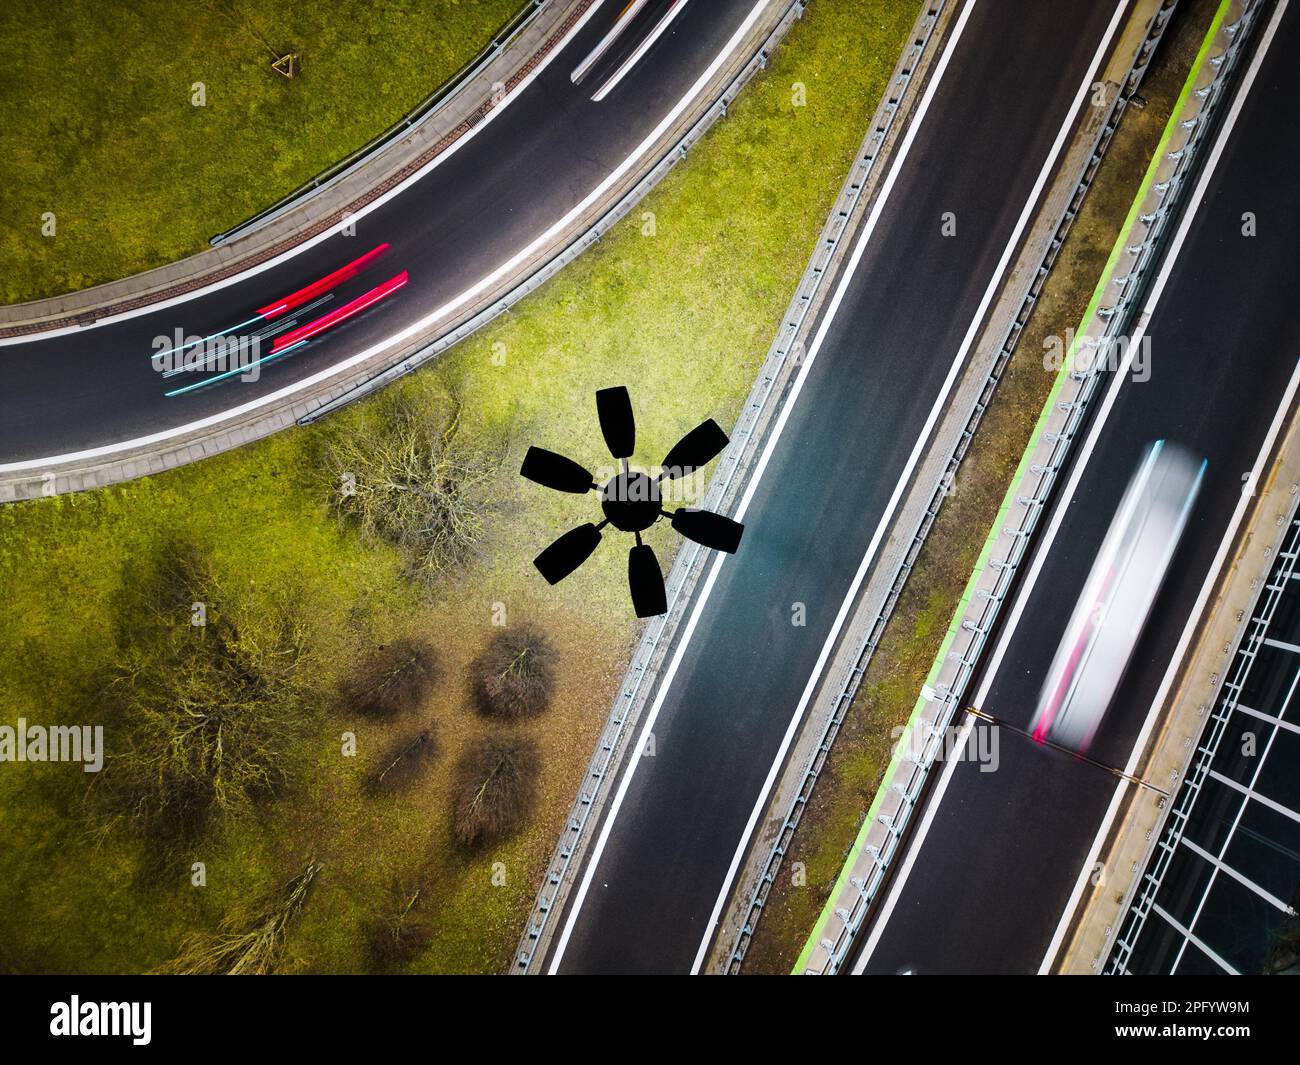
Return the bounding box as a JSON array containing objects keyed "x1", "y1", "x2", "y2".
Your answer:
[
  {"x1": 270, "y1": 271, "x2": 410, "y2": 354},
  {"x1": 150, "y1": 243, "x2": 390, "y2": 365},
  {"x1": 1030, "y1": 440, "x2": 1206, "y2": 753},
  {"x1": 571, "y1": 0, "x2": 652, "y2": 84},
  {"x1": 591, "y1": 0, "x2": 691, "y2": 102},
  {"x1": 255, "y1": 243, "x2": 392, "y2": 318},
  {"x1": 163, "y1": 342, "x2": 308, "y2": 398}
]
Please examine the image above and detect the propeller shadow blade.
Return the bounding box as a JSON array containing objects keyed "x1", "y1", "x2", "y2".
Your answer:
[
  {"x1": 671, "y1": 508, "x2": 744, "y2": 553},
  {"x1": 520, "y1": 446, "x2": 595, "y2": 494},
  {"x1": 534, "y1": 523, "x2": 603, "y2": 584},
  {"x1": 660, "y1": 419, "x2": 728, "y2": 479},
  {"x1": 596, "y1": 385, "x2": 636, "y2": 460},
  {"x1": 628, "y1": 543, "x2": 667, "y2": 617}
]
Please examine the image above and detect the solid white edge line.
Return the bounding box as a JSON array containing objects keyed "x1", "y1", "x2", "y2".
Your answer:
[
  {"x1": 591, "y1": 0, "x2": 690, "y2": 102},
  {"x1": 1, "y1": 2, "x2": 609, "y2": 349},
  {"x1": 1, "y1": 0, "x2": 770, "y2": 474},
  {"x1": 1036, "y1": 0, "x2": 1291, "y2": 974},
  {"x1": 689, "y1": 0, "x2": 1129, "y2": 973},
  {"x1": 851, "y1": 0, "x2": 1272, "y2": 975},
  {"x1": 572, "y1": 0, "x2": 652, "y2": 84},
  {"x1": 1042, "y1": 362, "x2": 1300, "y2": 973},
  {"x1": 547, "y1": 0, "x2": 982, "y2": 976},
  {"x1": 851, "y1": 713, "x2": 975, "y2": 972},
  {"x1": 837, "y1": 0, "x2": 1284, "y2": 972}
]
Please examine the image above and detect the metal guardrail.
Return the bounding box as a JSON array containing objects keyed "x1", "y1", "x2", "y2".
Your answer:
[
  {"x1": 724, "y1": 0, "x2": 1187, "y2": 974},
  {"x1": 303, "y1": 2, "x2": 816, "y2": 428},
  {"x1": 1106, "y1": 499, "x2": 1300, "y2": 974},
  {"x1": 209, "y1": 0, "x2": 548, "y2": 246},
  {"x1": 785, "y1": 0, "x2": 1263, "y2": 976},
  {"x1": 505, "y1": 0, "x2": 893, "y2": 974}
]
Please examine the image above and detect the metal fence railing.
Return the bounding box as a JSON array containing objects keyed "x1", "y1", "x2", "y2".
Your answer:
[
  {"x1": 508, "y1": 0, "x2": 816, "y2": 973},
  {"x1": 210, "y1": 0, "x2": 549, "y2": 246},
  {"x1": 1106, "y1": 502, "x2": 1300, "y2": 974},
  {"x1": 786, "y1": 0, "x2": 1262, "y2": 976}
]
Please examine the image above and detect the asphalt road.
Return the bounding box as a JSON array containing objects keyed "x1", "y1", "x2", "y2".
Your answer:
[
  {"x1": 857, "y1": 1, "x2": 1300, "y2": 975},
  {"x1": 551, "y1": 0, "x2": 1133, "y2": 973},
  {"x1": 0, "y1": 0, "x2": 758, "y2": 462}
]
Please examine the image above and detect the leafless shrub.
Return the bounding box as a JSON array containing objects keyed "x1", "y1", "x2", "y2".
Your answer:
[
  {"x1": 322, "y1": 392, "x2": 500, "y2": 590},
  {"x1": 367, "y1": 727, "x2": 439, "y2": 795},
  {"x1": 365, "y1": 879, "x2": 434, "y2": 972},
  {"x1": 95, "y1": 538, "x2": 313, "y2": 841},
  {"x1": 452, "y1": 734, "x2": 540, "y2": 848},
  {"x1": 163, "y1": 858, "x2": 322, "y2": 975},
  {"x1": 342, "y1": 637, "x2": 439, "y2": 718},
  {"x1": 472, "y1": 627, "x2": 555, "y2": 720}
]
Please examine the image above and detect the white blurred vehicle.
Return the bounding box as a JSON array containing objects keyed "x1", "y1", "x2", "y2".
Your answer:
[{"x1": 1030, "y1": 440, "x2": 1206, "y2": 753}]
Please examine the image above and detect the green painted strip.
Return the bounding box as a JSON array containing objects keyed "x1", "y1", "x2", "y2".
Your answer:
[{"x1": 793, "y1": 0, "x2": 1232, "y2": 975}]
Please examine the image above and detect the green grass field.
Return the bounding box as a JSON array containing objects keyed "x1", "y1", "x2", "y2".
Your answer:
[
  {"x1": 0, "y1": 0, "x2": 917, "y2": 974},
  {"x1": 0, "y1": 0, "x2": 522, "y2": 304}
]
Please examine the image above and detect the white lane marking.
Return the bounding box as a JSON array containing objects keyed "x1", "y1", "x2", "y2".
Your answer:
[
  {"x1": 591, "y1": 0, "x2": 690, "y2": 101},
  {"x1": 1037, "y1": 0, "x2": 1292, "y2": 973},
  {"x1": 689, "y1": 0, "x2": 1130, "y2": 973},
  {"x1": 854, "y1": 0, "x2": 1288, "y2": 979},
  {"x1": 572, "y1": 0, "x2": 652, "y2": 84},
  {"x1": 548, "y1": 0, "x2": 983, "y2": 975},
  {"x1": 850, "y1": 711, "x2": 974, "y2": 973},
  {"x1": 0, "y1": 0, "x2": 772, "y2": 473},
  {"x1": 1, "y1": 2, "x2": 610, "y2": 348}
]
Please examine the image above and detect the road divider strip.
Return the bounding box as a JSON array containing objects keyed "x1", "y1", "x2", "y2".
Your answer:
[{"x1": 796, "y1": 0, "x2": 1256, "y2": 976}]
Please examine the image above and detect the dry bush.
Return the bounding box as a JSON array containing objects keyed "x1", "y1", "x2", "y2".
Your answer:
[
  {"x1": 365, "y1": 880, "x2": 434, "y2": 972},
  {"x1": 322, "y1": 391, "x2": 500, "y2": 590},
  {"x1": 344, "y1": 637, "x2": 439, "y2": 718},
  {"x1": 452, "y1": 734, "x2": 540, "y2": 848},
  {"x1": 366, "y1": 727, "x2": 439, "y2": 795},
  {"x1": 97, "y1": 539, "x2": 313, "y2": 841},
  {"x1": 163, "y1": 859, "x2": 322, "y2": 975},
  {"x1": 471, "y1": 627, "x2": 555, "y2": 720}
]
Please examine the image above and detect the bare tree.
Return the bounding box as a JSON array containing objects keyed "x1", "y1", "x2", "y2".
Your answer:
[
  {"x1": 322, "y1": 392, "x2": 500, "y2": 591},
  {"x1": 452, "y1": 735, "x2": 540, "y2": 848},
  {"x1": 365, "y1": 878, "x2": 434, "y2": 972},
  {"x1": 472, "y1": 627, "x2": 555, "y2": 720},
  {"x1": 164, "y1": 858, "x2": 322, "y2": 975},
  {"x1": 343, "y1": 637, "x2": 439, "y2": 719},
  {"x1": 96, "y1": 539, "x2": 313, "y2": 841}
]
